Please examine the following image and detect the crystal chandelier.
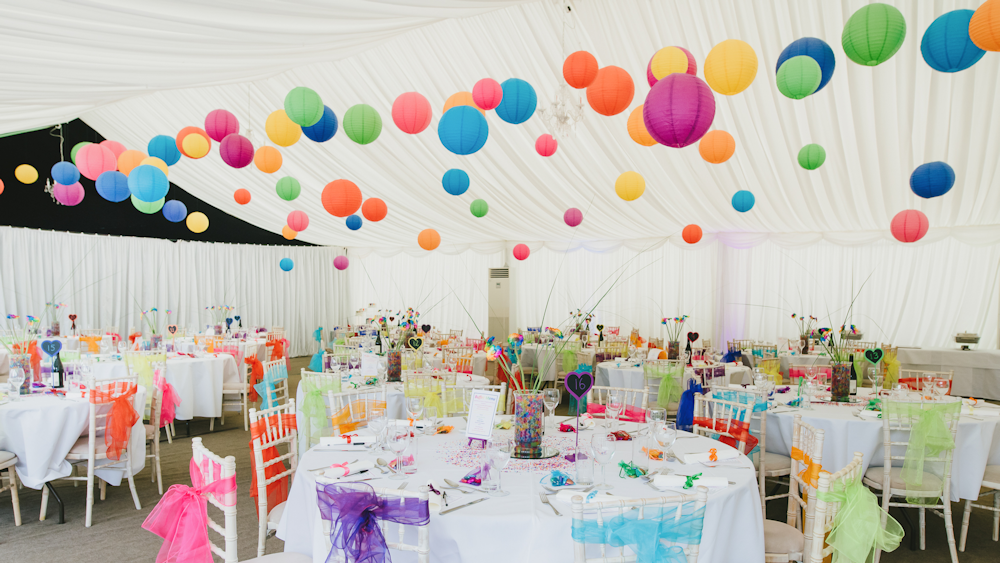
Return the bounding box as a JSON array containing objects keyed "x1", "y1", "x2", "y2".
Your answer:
[{"x1": 538, "y1": 83, "x2": 585, "y2": 139}]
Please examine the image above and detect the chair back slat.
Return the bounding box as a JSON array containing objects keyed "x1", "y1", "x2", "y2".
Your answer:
[
  {"x1": 191, "y1": 437, "x2": 238, "y2": 562},
  {"x1": 808, "y1": 453, "x2": 865, "y2": 563}
]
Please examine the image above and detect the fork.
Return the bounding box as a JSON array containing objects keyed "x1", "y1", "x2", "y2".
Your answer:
[{"x1": 539, "y1": 492, "x2": 562, "y2": 516}]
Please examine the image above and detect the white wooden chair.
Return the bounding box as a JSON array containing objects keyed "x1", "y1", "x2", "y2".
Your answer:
[
  {"x1": 442, "y1": 382, "x2": 508, "y2": 416},
  {"x1": 220, "y1": 349, "x2": 253, "y2": 431},
  {"x1": 318, "y1": 483, "x2": 432, "y2": 563},
  {"x1": 807, "y1": 452, "x2": 865, "y2": 563},
  {"x1": 144, "y1": 381, "x2": 164, "y2": 495},
  {"x1": 691, "y1": 393, "x2": 757, "y2": 455},
  {"x1": 261, "y1": 358, "x2": 289, "y2": 408},
  {"x1": 764, "y1": 414, "x2": 825, "y2": 562},
  {"x1": 249, "y1": 400, "x2": 299, "y2": 557},
  {"x1": 326, "y1": 386, "x2": 388, "y2": 435},
  {"x1": 959, "y1": 464, "x2": 1000, "y2": 551},
  {"x1": 897, "y1": 368, "x2": 954, "y2": 396},
  {"x1": 0, "y1": 450, "x2": 20, "y2": 526},
  {"x1": 643, "y1": 359, "x2": 685, "y2": 412},
  {"x1": 571, "y1": 487, "x2": 709, "y2": 563},
  {"x1": 299, "y1": 369, "x2": 342, "y2": 449},
  {"x1": 586, "y1": 385, "x2": 648, "y2": 417}
]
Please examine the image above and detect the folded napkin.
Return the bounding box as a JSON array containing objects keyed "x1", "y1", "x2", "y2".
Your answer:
[
  {"x1": 319, "y1": 460, "x2": 375, "y2": 479},
  {"x1": 319, "y1": 435, "x2": 375, "y2": 447},
  {"x1": 682, "y1": 448, "x2": 739, "y2": 464},
  {"x1": 391, "y1": 419, "x2": 430, "y2": 429},
  {"x1": 858, "y1": 410, "x2": 882, "y2": 420},
  {"x1": 963, "y1": 406, "x2": 1000, "y2": 417},
  {"x1": 555, "y1": 490, "x2": 630, "y2": 505},
  {"x1": 652, "y1": 474, "x2": 728, "y2": 489}
]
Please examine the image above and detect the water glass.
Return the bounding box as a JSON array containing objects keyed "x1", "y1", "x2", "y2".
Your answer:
[
  {"x1": 933, "y1": 378, "x2": 950, "y2": 400},
  {"x1": 606, "y1": 393, "x2": 623, "y2": 430},
  {"x1": 591, "y1": 433, "x2": 617, "y2": 490},
  {"x1": 543, "y1": 388, "x2": 561, "y2": 429},
  {"x1": 487, "y1": 437, "x2": 513, "y2": 497},
  {"x1": 387, "y1": 426, "x2": 410, "y2": 480},
  {"x1": 424, "y1": 406, "x2": 439, "y2": 435},
  {"x1": 406, "y1": 396, "x2": 425, "y2": 421},
  {"x1": 368, "y1": 408, "x2": 387, "y2": 453},
  {"x1": 653, "y1": 422, "x2": 677, "y2": 473},
  {"x1": 7, "y1": 367, "x2": 25, "y2": 400}
]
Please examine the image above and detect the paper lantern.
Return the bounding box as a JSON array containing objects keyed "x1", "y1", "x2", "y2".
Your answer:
[
  {"x1": 472, "y1": 79, "x2": 504, "y2": 111},
  {"x1": 322, "y1": 179, "x2": 363, "y2": 217},
  {"x1": 254, "y1": 146, "x2": 282, "y2": 173},
  {"x1": 418, "y1": 229, "x2": 441, "y2": 251},
  {"x1": 586, "y1": 66, "x2": 634, "y2": 116},
  {"x1": 615, "y1": 171, "x2": 645, "y2": 201},
  {"x1": 75, "y1": 144, "x2": 117, "y2": 180},
  {"x1": 95, "y1": 171, "x2": 130, "y2": 202},
  {"x1": 535, "y1": 134, "x2": 557, "y2": 157},
  {"x1": 891, "y1": 210, "x2": 929, "y2": 243},
  {"x1": 563, "y1": 51, "x2": 599, "y2": 89},
  {"x1": 51, "y1": 161, "x2": 80, "y2": 185},
  {"x1": 182, "y1": 134, "x2": 210, "y2": 159},
  {"x1": 220, "y1": 134, "x2": 254, "y2": 168},
  {"x1": 343, "y1": 104, "x2": 382, "y2": 145},
  {"x1": 438, "y1": 106, "x2": 489, "y2": 155},
  {"x1": 302, "y1": 105, "x2": 339, "y2": 142},
  {"x1": 279, "y1": 258, "x2": 294, "y2": 272},
  {"x1": 776, "y1": 56, "x2": 822, "y2": 100},
  {"x1": 643, "y1": 74, "x2": 716, "y2": 148},
  {"x1": 127, "y1": 165, "x2": 169, "y2": 203},
  {"x1": 140, "y1": 157, "x2": 169, "y2": 176},
  {"x1": 282, "y1": 226, "x2": 297, "y2": 240},
  {"x1": 100, "y1": 140, "x2": 127, "y2": 158},
  {"x1": 162, "y1": 200, "x2": 187, "y2": 223},
  {"x1": 704, "y1": 39, "x2": 758, "y2": 95},
  {"x1": 732, "y1": 190, "x2": 755, "y2": 213},
  {"x1": 147, "y1": 135, "x2": 181, "y2": 166},
  {"x1": 265, "y1": 110, "x2": 302, "y2": 147},
  {"x1": 470, "y1": 199, "x2": 489, "y2": 218},
  {"x1": 15, "y1": 164, "x2": 38, "y2": 184},
  {"x1": 921, "y1": 10, "x2": 985, "y2": 72},
  {"x1": 563, "y1": 208, "x2": 582, "y2": 227},
  {"x1": 71, "y1": 142, "x2": 91, "y2": 163},
  {"x1": 276, "y1": 176, "x2": 301, "y2": 201},
  {"x1": 284, "y1": 87, "x2": 324, "y2": 127},
  {"x1": 131, "y1": 195, "x2": 164, "y2": 214},
  {"x1": 798, "y1": 144, "x2": 826, "y2": 170},
  {"x1": 234, "y1": 189, "x2": 251, "y2": 205},
  {"x1": 334, "y1": 256, "x2": 349, "y2": 270},
  {"x1": 362, "y1": 198, "x2": 387, "y2": 222},
  {"x1": 910, "y1": 162, "x2": 956, "y2": 199},
  {"x1": 682, "y1": 224, "x2": 703, "y2": 244},
  {"x1": 287, "y1": 210, "x2": 309, "y2": 232},
  {"x1": 443, "y1": 92, "x2": 485, "y2": 116},
  {"x1": 971, "y1": 0, "x2": 1000, "y2": 51},
  {"x1": 176, "y1": 126, "x2": 211, "y2": 157},
  {"x1": 441, "y1": 169, "x2": 470, "y2": 196},
  {"x1": 776, "y1": 38, "x2": 836, "y2": 93},
  {"x1": 512, "y1": 244, "x2": 530, "y2": 261},
  {"x1": 698, "y1": 130, "x2": 735, "y2": 164},
  {"x1": 646, "y1": 46, "x2": 697, "y2": 86},
  {"x1": 842, "y1": 3, "x2": 906, "y2": 66},
  {"x1": 627, "y1": 105, "x2": 658, "y2": 147},
  {"x1": 391, "y1": 93, "x2": 431, "y2": 135},
  {"x1": 346, "y1": 214, "x2": 362, "y2": 231},
  {"x1": 186, "y1": 211, "x2": 209, "y2": 233},
  {"x1": 495, "y1": 79, "x2": 536, "y2": 125},
  {"x1": 117, "y1": 150, "x2": 146, "y2": 176},
  {"x1": 53, "y1": 182, "x2": 84, "y2": 206},
  {"x1": 204, "y1": 109, "x2": 239, "y2": 142}
]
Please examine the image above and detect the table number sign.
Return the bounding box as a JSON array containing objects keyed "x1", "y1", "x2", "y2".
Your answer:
[
  {"x1": 564, "y1": 370, "x2": 594, "y2": 461},
  {"x1": 465, "y1": 390, "x2": 500, "y2": 447}
]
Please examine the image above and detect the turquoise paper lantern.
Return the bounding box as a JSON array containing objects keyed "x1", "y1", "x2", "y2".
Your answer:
[
  {"x1": 494, "y1": 78, "x2": 537, "y2": 125},
  {"x1": 127, "y1": 164, "x2": 169, "y2": 203},
  {"x1": 279, "y1": 258, "x2": 294, "y2": 272},
  {"x1": 147, "y1": 134, "x2": 182, "y2": 166},
  {"x1": 442, "y1": 169, "x2": 470, "y2": 195},
  {"x1": 438, "y1": 106, "x2": 488, "y2": 155},
  {"x1": 732, "y1": 190, "x2": 755, "y2": 213},
  {"x1": 921, "y1": 10, "x2": 985, "y2": 73},
  {"x1": 95, "y1": 170, "x2": 130, "y2": 202}
]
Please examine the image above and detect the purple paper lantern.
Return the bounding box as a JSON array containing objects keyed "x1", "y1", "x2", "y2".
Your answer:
[
  {"x1": 642, "y1": 73, "x2": 716, "y2": 148},
  {"x1": 334, "y1": 255, "x2": 349, "y2": 270},
  {"x1": 205, "y1": 109, "x2": 239, "y2": 142},
  {"x1": 563, "y1": 207, "x2": 583, "y2": 227},
  {"x1": 53, "y1": 182, "x2": 85, "y2": 206},
  {"x1": 220, "y1": 134, "x2": 254, "y2": 168}
]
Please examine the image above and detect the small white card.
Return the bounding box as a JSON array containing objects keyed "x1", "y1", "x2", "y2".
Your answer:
[
  {"x1": 465, "y1": 390, "x2": 500, "y2": 442},
  {"x1": 361, "y1": 352, "x2": 378, "y2": 376}
]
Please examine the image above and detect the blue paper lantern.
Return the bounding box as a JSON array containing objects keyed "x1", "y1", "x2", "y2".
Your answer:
[
  {"x1": 127, "y1": 164, "x2": 169, "y2": 203},
  {"x1": 732, "y1": 190, "x2": 755, "y2": 213},
  {"x1": 910, "y1": 161, "x2": 955, "y2": 199},
  {"x1": 162, "y1": 199, "x2": 187, "y2": 222},
  {"x1": 776, "y1": 37, "x2": 836, "y2": 93},
  {"x1": 438, "y1": 106, "x2": 488, "y2": 155},
  {"x1": 279, "y1": 258, "x2": 294, "y2": 272},
  {"x1": 921, "y1": 10, "x2": 985, "y2": 73},
  {"x1": 302, "y1": 105, "x2": 338, "y2": 142},
  {"x1": 442, "y1": 169, "x2": 470, "y2": 196},
  {"x1": 495, "y1": 78, "x2": 537, "y2": 124},
  {"x1": 51, "y1": 161, "x2": 80, "y2": 185},
  {"x1": 346, "y1": 214, "x2": 362, "y2": 231},
  {"x1": 95, "y1": 170, "x2": 130, "y2": 202},
  {"x1": 147, "y1": 134, "x2": 182, "y2": 166}
]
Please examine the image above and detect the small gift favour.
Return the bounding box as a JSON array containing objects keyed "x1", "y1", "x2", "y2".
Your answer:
[
  {"x1": 641, "y1": 447, "x2": 663, "y2": 460},
  {"x1": 460, "y1": 464, "x2": 488, "y2": 486},
  {"x1": 319, "y1": 460, "x2": 375, "y2": 479},
  {"x1": 652, "y1": 473, "x2": 729, "y2": 490},
  {"x1": 610, "y1": 431, "x2": 632, "y2": 441},
  {"x1": 435, "y1": 425, "x2": 454, "y2": 434},
  {"x1": 618, "y1": 461, "x2": 646, "y2": 478},
  {"x1": 559, "y1": 422, "x2": 576, "y2": 433},
  {"x1": 546, "y1": 470, "x2": 575, "y2": 487},
  {"x1": 682, "y1": 448, "x2": 739, "y2": 464}
]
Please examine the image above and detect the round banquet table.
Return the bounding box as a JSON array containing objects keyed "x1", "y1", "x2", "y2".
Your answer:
[
  {"x1": 277, "y1": 418, "x2": 764, "y2": 563},
  {"x1": 595, "y1": 361, "x2": 753, "y2": 393},
  {"x1": 765, "y1": 387, "x2": 1000, "y2": 502}
]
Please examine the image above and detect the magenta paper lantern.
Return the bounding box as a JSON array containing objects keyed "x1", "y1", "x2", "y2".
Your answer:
[
  {"x1": 220, "y1": 134, "x2": 254, "y2": 168},
  {"x1": 391, "y1": 92, "x2": 432, "y2": 134},
  {"x1": 472, "y1": 78, "x2": 504, "y2": 110},
  {"x1": 205, "y1": 109, "x2": 239, "y2": 142},
  {"x1": 890, "y1": 210, "x2": 929, "y2": 243},
  {"x1": 535, "y1": 134, "x2": 558, "y2": 157},
  {"x1": 53, "y1": 182, "x2": 85, "y2": 206},
  {"x1": 287, "y1": 209, "x2": 309, "y2": 232},
  {"x1": 643, "y1": 73, "x2": 716, "y2": 148},
  {"x1": 513, "y1": 243, "x2": 530, "y2": 261},
  {"x1": 563, "y1": 207, "x2": 583, "y2": 227},
  {"x1": 334, "y1": 255, "x2": 349, "y2": 270},
  {"x1": 75, "y1": 143, "x2": 118, "y2": 180}
]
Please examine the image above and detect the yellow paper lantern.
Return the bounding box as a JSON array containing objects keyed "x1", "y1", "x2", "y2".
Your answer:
[
  {"x1": 649, "y1": 47, "x2": 691, "y2": 81},
  {"x1": 186, "y1": 211, "x2": 209, "y2": 233},
  {"x1": 265, "y1": 109, "x2": 302, "y2": 147},
  {"x1": 182, "y1": 134, "x2": 210, "y2": 159},
  {"x1": 704, "y1": 39, "x2": 758, "y2": 95},
  {"x1": 254, "y1": 146, "x2": 282, "y2": 173},
  {"x1": 615, "y1": 171, "x2": 645, "y2": 201},
  {"x1": 443, "y1": 92, "x2": 485, "y2": 116},
  {"x1": 626, "y1": 105, "x2": 657, "y2": 146},
  {"x1": 140, "y1": 156, "x2": 169, "y2": 176},
  {"x1": 14, "y1": 164, "x2": 38, "y2": 184}
]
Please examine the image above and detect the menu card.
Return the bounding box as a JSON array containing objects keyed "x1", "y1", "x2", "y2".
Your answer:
[
  {"x1": 361, "y1": 352, "x2": 378, "y2": 376},
  {"x1": 465, "y1": 390, "x2": 500, "y2": 442}
]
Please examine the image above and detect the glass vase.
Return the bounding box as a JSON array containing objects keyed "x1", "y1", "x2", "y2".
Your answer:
[
  {"x1": 11, "y1": 353, "x2": 34, "y2": 394},
  {"x1": 386, "y1": 350, "x2": 402, "y2": 382},
  {"x1": 831, "y1": 362, "x2": 851, "y2": 402},
  {"x1": 668, "y1": 340, "x2": 680, "y2": 360},
  {"x1": 514, "y1": 390, "x2": 545, "y2": 458},
  {"x1": 51, "y1": 322, "x2": 61, "y2": 337},
  {"x1": 151, "y1": 334, "x2": 162, "y2": 349}
]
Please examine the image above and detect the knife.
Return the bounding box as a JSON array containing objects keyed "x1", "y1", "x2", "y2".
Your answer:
[{"x1": 439, "y1": 497, "x2": 487, "y2": 515}]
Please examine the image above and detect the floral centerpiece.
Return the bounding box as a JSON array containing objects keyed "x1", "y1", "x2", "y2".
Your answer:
[
  {"x1": 791, "y1": 314, "x2": 817, "y2": 353},
  {"x1": 205, "y1": 305, "x2": 233, "y2": 334},
  {"x1": 43, "y1": 302, "x2": 67, "y2": 336},
  {"x1": 2, "y1": 314, "x2": 41, "y2": 387},
  {"x1": 840, "y1": 324, "x2": 863, "y2": 340},
  {"x1": 141, "y1": 308, "x2": 171, "y2": 347},
  {"x1": 813, "y1": 327, "x2": 855, "y2": 401},
  {"x1": 570, "y1": 309, "x2": 594, "y2": 333},
  {"x1": 661, "y1": 315, "x2": 688, "y2": 359}
]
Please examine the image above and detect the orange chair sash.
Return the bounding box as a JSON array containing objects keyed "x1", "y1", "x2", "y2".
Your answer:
[
  {"x1": 331, "y1": 400, "x2": 387, "y2": 434},
  {"x1": 90, "y1": 382, "x2": 139, "y2": 460},
  {"x1": 266, "y1": 339, "x2": 284, "y2": 361},
  {"x1": 246, "y1": 356, "x2": 264, "y2": 402},
  {"x1": 79, "y1": 335, "x2": 102, "y2": 353},
  {"x1": 790, "y1": 446, "x2": 823, "y2": 488},
  {"x1": 248, "y1": 413, "x2": 297, "y2": 519},
  {"x1": 691, "y1": 416, "x2": 759, "y2": 453}
]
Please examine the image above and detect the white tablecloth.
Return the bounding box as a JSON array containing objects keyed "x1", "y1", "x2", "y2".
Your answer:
[
  {"x1": 897, "y1": 347, "x2": 1000, "y2": 400},
  {"x1": 277, "y1": 418, "x2": 764, "y2": 563},
  {"x1": 0, "y1": 351, "x2": 7, "y2": 376},
  {"x1": 595, "y1": 362, "x2": 753, "y2": 396},
  {"x1": 778, "y1": 354, "x2": 829, "y2": 378},
  {"x1": 0, "y1": 388, "x2": 147, "y2": 489}
]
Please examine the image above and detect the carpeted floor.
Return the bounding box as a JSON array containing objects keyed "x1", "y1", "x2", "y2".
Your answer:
[{"x1": 1, "y1": 356, "x2": 998, "y2": 562}]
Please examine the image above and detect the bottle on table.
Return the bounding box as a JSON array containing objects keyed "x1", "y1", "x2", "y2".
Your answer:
[{"x1": 52, "y1": 352, "x2": 64, "y2": 389}]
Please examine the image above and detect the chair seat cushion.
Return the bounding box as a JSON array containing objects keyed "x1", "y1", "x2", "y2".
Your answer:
[
  {"x1": 267, "y1": 501, "x2": 285, "y2": 529},
  {"x1": 763, "y1": 519, "x2": 804, "y2": 555},
  {"x1": 863, "y1": 466, "x2": 942, "y2": 492},
  {"x1": 69, "y1": 437, "x2": 109, "y2": 456},
  {"x1": 981, "y1": 465, "x2": 1000, "y2": 488},
  {"x1": 0, "y1": 450, "x2": 16, "y2": 467},
  {"x1": 754, "y1": 452, "x2": 792, "y2": 474},
  {"x1": 144, "y1": 424, "x2": 158, "y2": 440},
  {"x1": 243, "y1": 553, "x2": 313, "y2": 563},
  {"x1": 222, "y1": 383, "x2": 247, "y2": 392}
]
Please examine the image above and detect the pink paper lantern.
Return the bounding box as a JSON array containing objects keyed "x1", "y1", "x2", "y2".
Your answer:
[
  {"x1": 563, "y1": 207, "x2": 583, "y2": 227},
  {"x1": 53, "y1": 182, "x2": 85, "y2": 206},
  {"x1": 205, "y1": 109, "x2": 240, "y2": 142},
  {"x1": 75, "y1": 143, "x2": 118, "y2": 180},
  {"x1": 287, "y1": 209, "x2": 309, "y2": 232},
  {"x1": 513, "y1": 243, "x2": 530, "y2": 261},
  {"x1": 99, "y1": 140, "x2": 127, "y2": 159},
  {"x1": 535, "y1": 134, "x2": 558, "y2": 157},
  {"x1": 643, "y1": 73, "x2": 716, "y2": 148},
  {"x1": 646, "y1": 46, "x2": 697, "y2": 87},
  {"x1": 391, "y1": 92, "x2": 432, "y2": 134},
  {"x1": 472, "y1": 78, "x2": 504, "y2": 110},
  {"x1": 334, "y1": 255, "x2": 349, "y2": 270},
  {"x1": 220, "y1": 134, "x2": 254, "y2": 168},
  {"x1": 890, "y1": 210, "x2": 929, "y2": 243}
]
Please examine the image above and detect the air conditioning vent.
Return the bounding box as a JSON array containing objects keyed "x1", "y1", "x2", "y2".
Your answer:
[{"x1": 489, "y1": 268, "x2": 509, "y2": 279}]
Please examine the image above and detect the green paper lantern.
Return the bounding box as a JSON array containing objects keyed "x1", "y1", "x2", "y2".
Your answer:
[
  {"x1": 284, "y1": 87, "x2": 324, "y2": 127},
  {"x1": 776, "y1": 56, "x2": 822, "y2": 100},
  {"x1": 71, "y1": 141, "x2": 92, "y2": 164},
  {"x1": 842, "y1": 3, "x2": 906, "y2": 66},
  {"x1": 131, "y1": 195, "x2": 165, "y2": 214},
  {"x1": 343, "y1": 104, "x2": 382, "y2": 145},
  {"x1": 275, "y1": 176, "x2": 301, "y2": 201},
  {"x1": 470, "y1": 199, "x2": 489, "y2": 218},
  {"x1": 798, "y1": 144, "x2": 826, "y2": 170}
]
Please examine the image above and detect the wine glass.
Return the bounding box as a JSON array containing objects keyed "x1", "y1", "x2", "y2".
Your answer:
[
  {"x1": 654, "y1": 422, "x2": 677, "y2": 470},
  {"x1": 933, "y1": 378, "x2": 950, "y2": 400},
  {"x1": 591, "y1": 433, "x2": 618, "y2": 490},
  {"x1": 406, "y1": 396, "x2": 425, "y2": 422},
  {"x1": 349, "y1": 351, "x2": 361, "y2": 375},
  {"x1": 387, "y1": 426, "x2": 410, "y2": 480},
  {"x1": 447, "y1": 354, "x2": 457, "y2": 373},
  {"x1": 376, "y1": 357, "x2": 387, "y2": 385},
  {"x1": 424, "y1": 406, "x2": 439, "y2": 435},
  {"x1": 368, "y1": 408, "x2": 387, "y2": 453},
  {"x1": 487, "y1": 436, "x2": 513, "y2": 497},
  {"x1": 7, "y1": 367, "x2": 25, "y2": 401},
  {"x1": 543, "y1": 388, "x2": 561, "y2": 430},
  {"x1": 922, "y1": 373, "x2": 935, "y2": 397},
  {"x1": 329, "y1": 355, "x2": 341, "y2": 373},
  {"x1": 605, "y1": 393, "x2": 623, "y2": 430},
  {"x1": 892, "y1": 383, "x2": 910, "y2": 401}
]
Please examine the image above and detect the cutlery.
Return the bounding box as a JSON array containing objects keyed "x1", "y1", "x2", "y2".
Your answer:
[
  {"x1": 441, "y1": 491, "x2": 449, "y2": 507},
  {"x1": 444, "y1": 478, "x2": 480, "y2": 493},
  {"x1": 378, "y1": 458, "x2": 396, "y2": 474},
  {"x1": 439, "y1": 497, "x2": 487, "y2": 515},
  {"x1": 542, "y1": 484, "x2": 596, "y2": 495},
  {"x1": 539, "y1": 492, "x2": 562, "y2": 516},
  {"x1": 397, "y1": 481, "x2": 409, "y2": 490}
]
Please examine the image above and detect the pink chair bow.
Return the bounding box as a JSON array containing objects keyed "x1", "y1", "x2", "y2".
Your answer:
[
  {"x1": 328, "y1": 461, "x2": 352, "y2": 478},
  {"x1": 142, "y1": 458, "x2": 237, "y2": 563},
  {"x1": 155, "y1": 374, "x2": 181, "y2": 428}
]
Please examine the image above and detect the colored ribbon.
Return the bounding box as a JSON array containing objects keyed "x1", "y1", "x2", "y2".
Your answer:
[
  {"x1": 248, "y1": 412, "x2": 296, "y2": 519},
  {"x1": 142, "y1": 458, "x2": 238, "y2": 563},
  {"x1": 572, "y1": 503, "x2": 705, "y2": 563},
  {"x1": 246, "y1": 356, "x2": 264, "y2": 402},
  {"x1": 815, "y1": 474, "x2": 903, "y2": 563},
  {"x1": 683, "y1": 473, "x2": 702, "y2": 489},
  {"x1": 790, "y1": 446, "x2": 823, "y2": 488},
  {"x1": 585, "y1": 403, "x2": 647, "y2": 423},
  {"x1": 301, "y1": 376, "x2": 342, "y2": 443},
  {"x1": 155, "y1": 374, "x2": 181, "y2": 428},
  {"x1": 79, "y1": 335, "x2": 102, "y2": 353},
  {"x1": 691, "y1": 416, "x2": 759, "y2": 454},
  {"x1": 676, "y1": 380, "x2": 703, "y2": 432},
  {"x1": 884, "y1": 400, "x2": 960, "y2": 505},
  {"x1": 89, "y1": 382, "x2": 139, "y2": 460},
  {"x1": 330, "y1": 399, "x2": 387, "y2": 434},
  {"x1": 644, "y1": 361, "x2": 684, "y2": 408}
]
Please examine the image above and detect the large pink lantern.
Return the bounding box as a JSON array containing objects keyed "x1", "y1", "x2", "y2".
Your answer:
[
  {"x1": 472, "y1": 78, "x2": 504, "y2": 111},
  {"x1": 334, "y1": 255, "x2": 349, "y2": 270},
  {"x1": 391, "y1": 92, "x2": 432, "y2": 134},
  {"x1": 205, "y1": 109, "x2": 240, "y2": 142},
  {"x1": 287, "y1": 210, "x2": 309, "y2": 232},
  {"x1": 100, "y1": 140, "x2": 127, "y2": 158},
  {"x1": 53, "y1": 182, "x2": 85, "y2": 206},
  {"x1": 75, "y1": 143, "x2": 118, "y2": 181},
  {"x1": 891, "y1": 210, "x2": 929, "y2": 243},
  {"x1": 563, "y1": 207, "x2": 583, "y2": 227},
  {"x1": 513, "y1": 243, "x2": 530, "y2": 261},
  {"x1": 220, "y1": 134, "x2": 254, "y2": 168},
  {"x1": 642, "y1": 73, "x2": 716, "y2": 148}
]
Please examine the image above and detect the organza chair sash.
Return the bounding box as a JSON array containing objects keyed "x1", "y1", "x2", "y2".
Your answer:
[
  {"x1": 301, "y1": 377, "x2": 341, "y2": 443},
  {"x1": 317, "y1": 482, "x2": 430, "y2": 563},
  {"x1": 691, "y1": 416, "x2": 758, "y2": 453},
  {"x1": 90, "y1": 382, "x2": 139, "y2": 460},
  {"x1": 247, "y1": 356, "x2": 264, "y2": 401},
  {"x1": 249, "y1": 413, "x2": 296, "y2": 518},
  {"x1": 331, "y1": 400, "x2": 387, "y2": 434},
  {"x1": 790, "y1": 446, "x2": 822, "y2": 488},
  {"x1": 405, "y1": 379, "x2": 443, "y2": 415},
  {"x1": 79, "y1": 335, "x2": 102, "y2": 353},
  {"x1": 644, "y1": 362, "x2": 684, "y2": 408},
  {"x1": 882, "y1": 351, "x2": 900, "y2": 385},
  {"x1": 816, "y1": 474, "x2": 903, "y2": 563},
  {"x1": 676, "y1": 381, "x2": 703, "y2": 431},
  {"x1": 154, "y1": 374, "x2": 181, "y2": 428},
  {"x1": 885, "y1": 400, "x2": 960, "y2": 505},
  {"x1": 255, "y1": 363, "x2": 288, "y2": 409},
  {"x1": 571, "y1": 504, "x2": 705, "y2": 563},
  {"x1": 587, "y1": 403, "x2": 646, "y2": 422}
]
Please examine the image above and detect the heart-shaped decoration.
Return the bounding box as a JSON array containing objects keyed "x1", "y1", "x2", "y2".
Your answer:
[
  {"x1": 421, "y1": 324, "x2": 431, "y2": 334},
  {"x1": 167, "y1": 324, "x2": 178, "y2": 335},
  {"x1": 687, "y1": 332, "x2": 699, "y2": 343},
  {"x1": 389, "y1": 316, "x2": 395, "y2": 322},
  {"x1": 40, "y1": 339, "x2": 62, "y2": 357},
  {"x1": 234, "y1": 315, "x2": 241, "y2": 321},
  {"x1": 564, "y1": 370, "x2": 594, "y2": 400},
  {"x1": 68, "y1": 314, "x2": 77, "y2": 322},
  {"x1": 596, "y1": 324, "x2": 604, "y2": 331},
  {"x1": 408, "y1": 337, "x2": 424, "y2": 350},
  {"x1": 864, "y1": 348, "x2": 884, "y2": 365}
]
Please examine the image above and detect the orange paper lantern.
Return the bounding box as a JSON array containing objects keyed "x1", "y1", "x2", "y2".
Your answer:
[
  {"x1": 586, "y1": 66, "x2": 634, "y2": 116},
  {"x1": 443, "y1": 92, "x2": 485, "y2": 116},
  {"x1": 698, "y1": 130, "x2": 735, "y2": 164},
  {"x1": 234, "y1": 189, "x2": 251, "y2": 205},
  {"x1": 418, "y1": 229, "x2": 441, "y2": 251},
  {"x1": 117, "y1": 150, "x2": 147, "y2": 176},
  {"x1": 254, "y1": 146, "x2": 282, "y2": 173},
  {"x1": 627, "y1": 105, "x2": 657, "y2": 146},
  {"x1": 282, "y1": 225, "x2": 297, "y2": 240},
  {"x1": 682, "y1": 224, "x2": 703, "y2": 244},
  {"x1": 563, "y1": 51, "x2": 599, "y2": 89},
  {"x1": 970, "y1": 0, "x2": 1000, "y2": 51},
  {"x1": 322, "y1": 179, "x2": 363, "y2": 217},
  {"x1": 361, "y1": 197, "x2": 387, "y2": 222}
]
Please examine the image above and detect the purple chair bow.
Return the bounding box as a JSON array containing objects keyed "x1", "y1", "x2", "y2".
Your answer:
[{"x1": 317, "y1": 482, "x2": 429, "y2": 563}]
